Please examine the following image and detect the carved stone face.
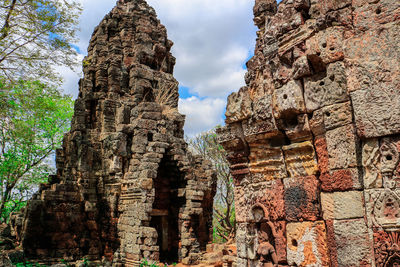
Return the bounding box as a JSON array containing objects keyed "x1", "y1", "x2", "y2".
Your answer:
[
  {"x1": 259, "y1": 222, "x2": 271, "y2": 242},
  {"x1": 252, "y1": 206, "x2": 265, "y2": 222}
]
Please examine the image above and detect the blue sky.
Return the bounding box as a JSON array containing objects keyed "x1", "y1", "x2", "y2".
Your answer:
[{"x1": 58, "y1": 0, "x2": 257, "y2": 136}]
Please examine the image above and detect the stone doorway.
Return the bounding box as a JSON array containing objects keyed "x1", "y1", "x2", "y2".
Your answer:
[{"x1": 150, "y1": 154, "x2": 186, "y2": 263}]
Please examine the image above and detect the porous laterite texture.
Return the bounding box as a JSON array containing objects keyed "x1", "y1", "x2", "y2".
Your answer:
[
  {"x1": 18, "y1": 0, "x2": 216, "y2": 265},
  {"x1": 217, "y1": 0, "x2": 400, "y2": 266}
]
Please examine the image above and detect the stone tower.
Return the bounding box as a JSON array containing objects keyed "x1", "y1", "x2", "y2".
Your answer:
[
  {"x1": 20, "y1": 0, "x2": 215, "y2": 265},
  {"x1": 218, "y1": 0, "x2": 400, "y2": 266}
]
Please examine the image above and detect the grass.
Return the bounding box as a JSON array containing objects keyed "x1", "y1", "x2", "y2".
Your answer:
[
  {"x1": 14, "y1": 257, "x2": 91, "y2": 267},
  {"x1": 153, "y1": 81, "x2": 178, "y2": 115},
  {"x1": 15, "y1": 263, "x2": 47, "y2": 267},
  {"x1": 140, "y1": 259, "x2": 177, "y2": 267}
]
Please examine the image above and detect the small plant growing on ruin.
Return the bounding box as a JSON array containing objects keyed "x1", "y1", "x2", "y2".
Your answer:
[
  {"x1": 15, "y1": 262, "x2": 47, "y2": 267},
  {"x1": 139, "y1": 259, "x2": 149, "y2": 267},
  {"x1": 153, "y1": 81, "x2": 179, "y2": 115},
  {"x1": 82, "y1": 257, "x2": 90, "y2": 267},
  {"x1": 82, "y1": 56, "x2": 92, "y2": 68},
  {"x1": 139, "y1": 259, "x2": 161, "y2": 267},
  {"x1": 82, "y1": 59, "x2": 90, "y2": 68}
]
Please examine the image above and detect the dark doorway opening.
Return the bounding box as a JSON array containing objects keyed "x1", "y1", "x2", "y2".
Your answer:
[
  {"x1": 150, "y1": 154, "x2": 186, "y2": 263},
  {"x1": 190, "y1": 213, "x2": 208, "y2": 252}
]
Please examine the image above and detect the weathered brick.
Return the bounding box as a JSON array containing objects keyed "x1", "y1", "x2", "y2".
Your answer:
[
  {"x1": 321, "y1": 191, "x2": 365, "y2": 220},
  {"x1": 286, "y1": 221, "x2": 330, "y2": 266}
]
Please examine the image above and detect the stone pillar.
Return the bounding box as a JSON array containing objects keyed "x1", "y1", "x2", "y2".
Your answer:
[{"x1": 218, "y1": 0, "x2": 400, "y2": 266}]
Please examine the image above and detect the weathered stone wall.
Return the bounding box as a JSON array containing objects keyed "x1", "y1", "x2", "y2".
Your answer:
[
  {"x1": 19, "y1": 0, "x2": 215, "y2": 265},
  {"x1": 218, "y1": 0, "x2": 400, "y2": 266}
]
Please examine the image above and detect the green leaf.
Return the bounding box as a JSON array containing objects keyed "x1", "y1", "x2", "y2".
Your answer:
[
  {"x1": 0, "y1": 78, "x2": 73, "y2": 222},
  {"x1": 0, "y1": 0, "x2": 82, "y2": 84}
]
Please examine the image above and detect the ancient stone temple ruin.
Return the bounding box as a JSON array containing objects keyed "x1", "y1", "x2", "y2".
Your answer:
[
  {"x1": 217, "y1": 0, "x2": 400, "y2": 266},
  {"x1": 19, "y1": 0, "x2": 215, "y2": 265}
]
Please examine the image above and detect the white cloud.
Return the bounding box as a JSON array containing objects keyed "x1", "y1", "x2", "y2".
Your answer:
[
  {"x1": 179, "y1": 97, "x2": 226, "y2": 137},
  {"x1": 55, "y1": 54, "x2": 84, "y2": 98},
  {"x1": 58, "y1": 0, "x2": 116, "y2": 97},
  {"x1": 147, "y1": 0, "x2": 256, "y2": 98},
  {"x1": 75, "y1": 0, "x2": 117, "y2": 54},
  {"x1": 59, "y1": 0, "x2": 257, "y2": 136}
]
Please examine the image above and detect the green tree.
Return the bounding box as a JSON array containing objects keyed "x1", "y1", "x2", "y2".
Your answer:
[
  {"x1": 0, "y1": 79, "x2": 74, "y2": 222},
  {"x1": 188, "y1": 128, "x2": 235, "y2": 243},
  {"x1": 0, "y1": 0, "x2": 82, "y2": 83}
]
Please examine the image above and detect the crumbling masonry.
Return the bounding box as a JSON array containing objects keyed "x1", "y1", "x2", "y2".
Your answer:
[
  {"x1": 19, "y1": 0, "x2": 215, "y2": 265},
  {"x1": 217, "y1": 0, "x2": 400, "y2": 266}
]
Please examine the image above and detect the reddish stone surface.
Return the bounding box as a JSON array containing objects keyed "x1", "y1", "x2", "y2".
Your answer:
[
  {"x1": 258, "y1": 180, "x2": 286, "y2": 222},
  {"x1": 314, "y1": 136, "x2": 329, "y2": 174},
  {"x1": 8, "y1": 0, "x2": 399, "y2": 265},
  {"x1": 325, "y1": 220, "x2": 338, "y2": 267},
  {"x1": 217, "y1": 0, "x2": 400, "y2": 265},
  {"x1": 320, "y1": 169, "x2": 359, "y2": 192},
  {"x1": 374, "y1": 230, "x2": 400, "y2": 267},
  {"x1": 273, "y1": 221, "x2": 287, "y2": 264},
  {"x1": 284, "y1": 176, "x2": 320, "y2": 221},
  {"x1": 286, "y1": 221, "x2": 330, "y2": 266},
  {"x1": 235, "y1": 179, "x2": 285, "y2": 223}
]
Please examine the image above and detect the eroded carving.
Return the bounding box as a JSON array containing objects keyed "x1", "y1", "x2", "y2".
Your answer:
[
  {"x1": 374, "y1": 231, "x2": 400, "y2": 267},
  {"x1": 380, "y1": 138, "x2": 400, "y2": 189},
  {"x1": 247, "y1": 204, "x2": 279, "y2": 267},
  {"x1": 218, "y1": 0, "x2": 400, "y2": 265},
  {"x1": 367, "y1": 189, "x2": 400, "y2": 230}
]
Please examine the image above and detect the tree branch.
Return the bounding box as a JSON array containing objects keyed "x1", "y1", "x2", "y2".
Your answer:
[
  {"x1": 0, "y1": 0, "x2": 17, "y2": 41},
  {"x1": 215, "y1": 228, "x2": 228, "y2": 241}
]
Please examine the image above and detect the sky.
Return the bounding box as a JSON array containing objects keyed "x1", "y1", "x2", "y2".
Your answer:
[{"x1": 58, "y1": 0, "x2": 258, "y2": 137}]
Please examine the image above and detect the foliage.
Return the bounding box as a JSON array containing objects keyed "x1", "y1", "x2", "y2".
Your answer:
[
  {"x1": 0, "y1": 78, "x2": 74, "y2": 222},
  {"x1": 187, "y1": 128, "x2": 235, "y2": 243},
  {"x1": 140, "y1": 259, "x2": 177, "y2": 267},
  {"x1": 14, "y1": 257, "x2": 90, "y2": 267},
  {"x1": 15, "y1": 262, "x2": 47, "y2": 267},
  {"x1": 140, "y1": 259, "x2": 158, "y2": 267},
  {"x1": 0, "y1": 0, "x2": 82, "y2": 83},
  {"x1": 1, "y1": 198, "x2": 26, "y2": 221},
  {"x1": 212, "y1": 202, "x2": 236, "y2": 244}
]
